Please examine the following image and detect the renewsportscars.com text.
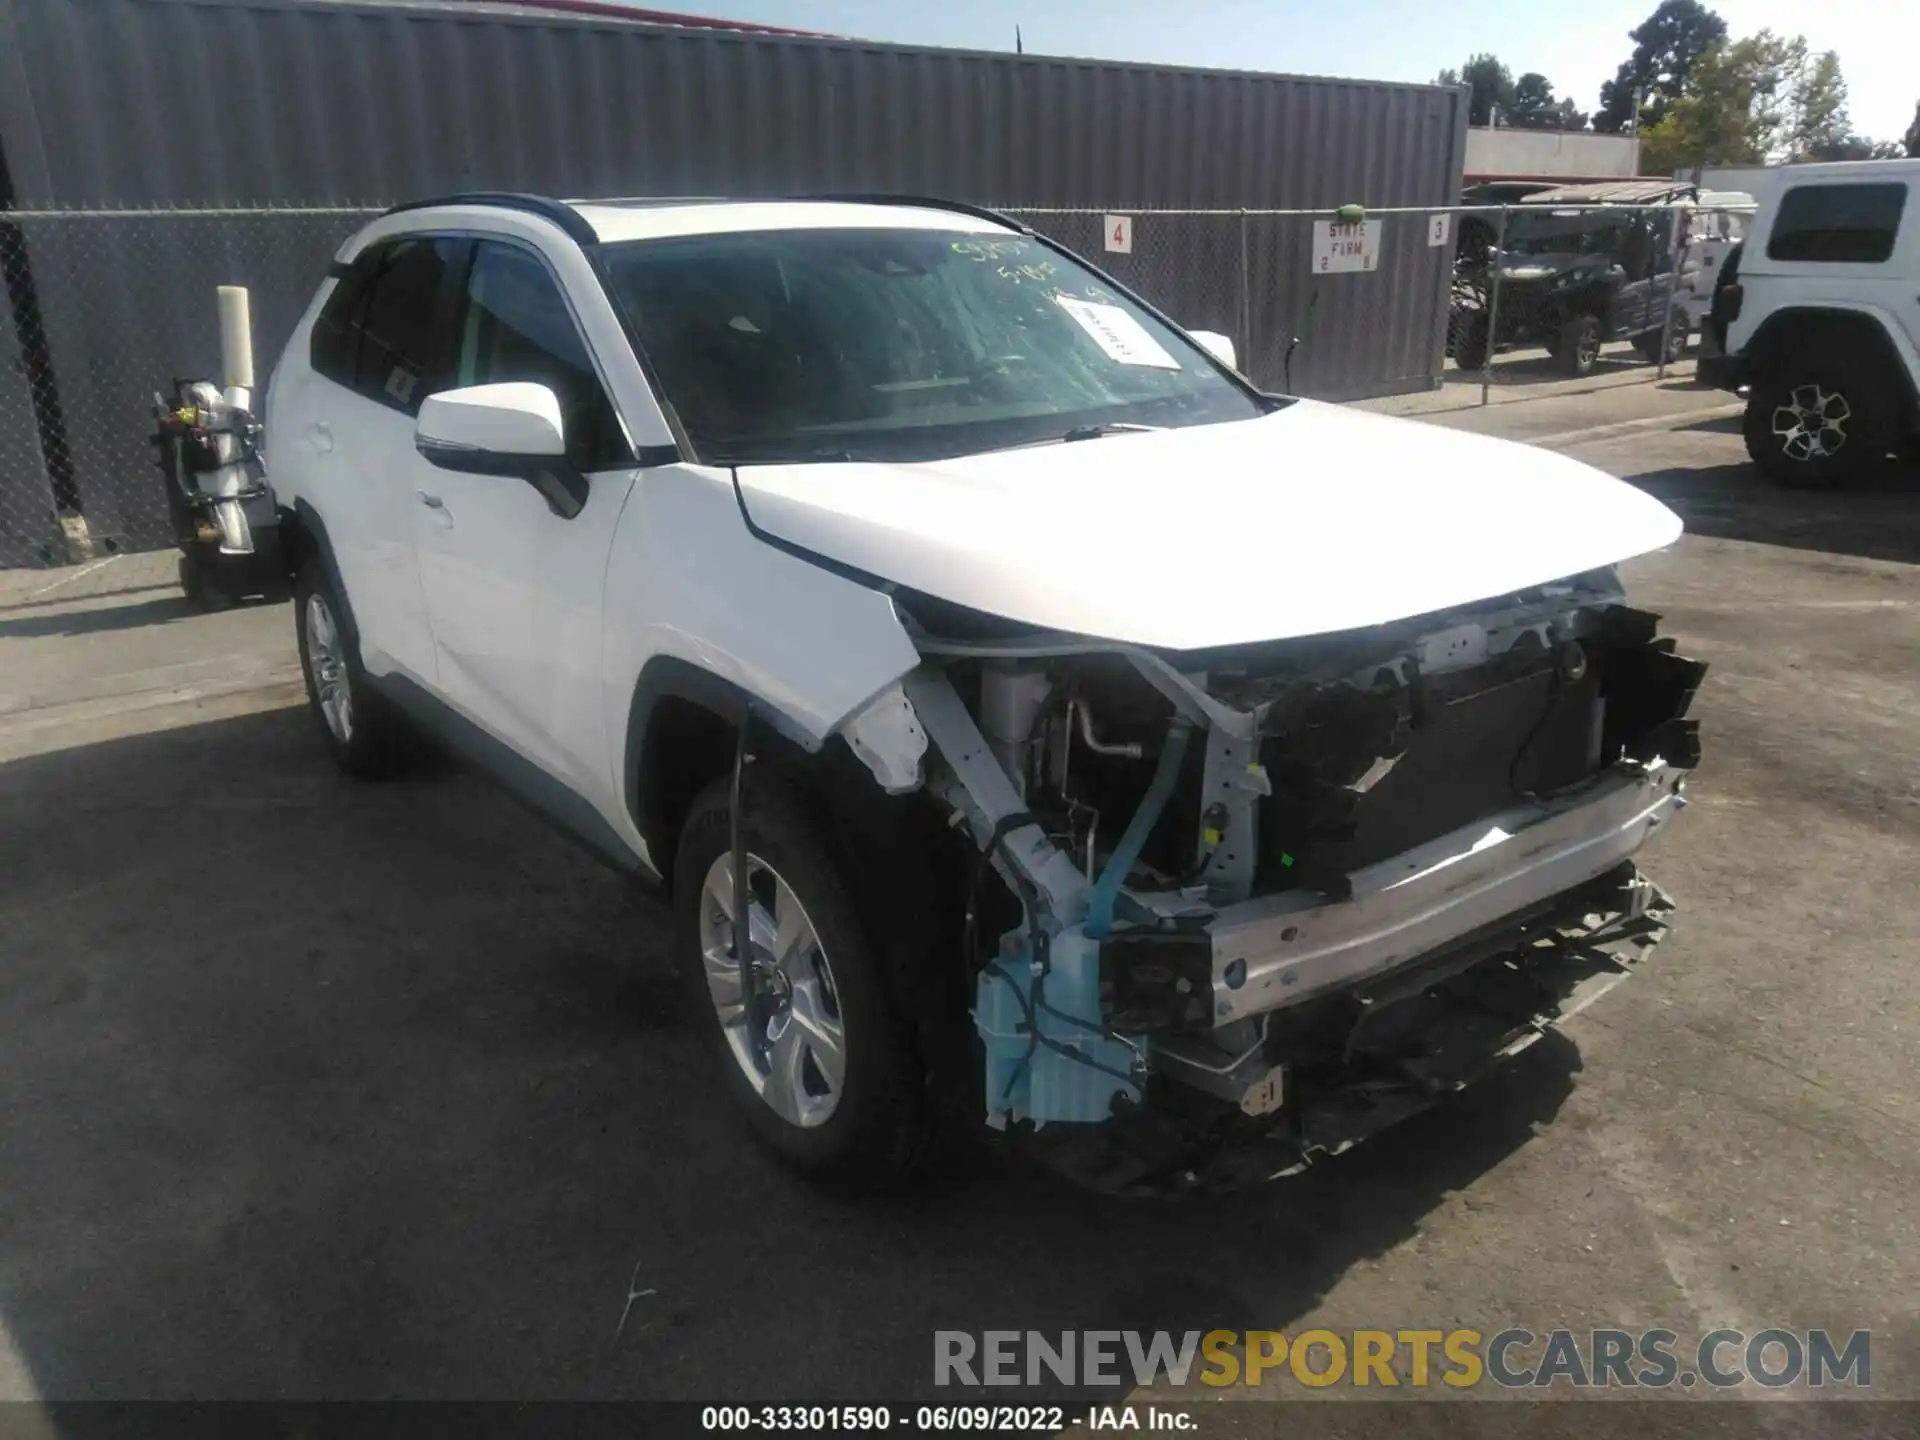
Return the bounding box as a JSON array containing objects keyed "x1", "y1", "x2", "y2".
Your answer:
[{"x1": 934, "y1": 1328, "x2": 1871, "y2": 1390}]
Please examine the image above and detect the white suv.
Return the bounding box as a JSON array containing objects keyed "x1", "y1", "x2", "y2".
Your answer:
[
  {"x1": 1701, "y1": 159, "x2": 1920, "y2": 484},
  {"x1": 267, "y1": 193, "x2": 1704, "y2": 1192}
]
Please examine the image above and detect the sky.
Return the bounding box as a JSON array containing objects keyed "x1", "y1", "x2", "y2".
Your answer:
[{"x1": 696, "y1": 0, "x2": 1916, "y2": 143}]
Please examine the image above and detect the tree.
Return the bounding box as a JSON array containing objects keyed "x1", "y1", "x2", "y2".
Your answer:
[
  {"x1": 1508, "y1": 73, "x2": 1552, "y2": 128},
  {"x1": 1502, "y1": 73, "x2": 1589, "y2": 130},
  {"x1": 1553, "y1": 97, "x2": 1592, "y2": 131},
  {"x1": 1784, "y1": 50, "x2": 1849, "y2": 160},
  {"x1": 1905, "y1": 99, "x2": 1920, "y2": 157},
  {"x1": 1635, "y1": 32, "x2": 1797, "y2": 171},
  {"x1": 1745, "y1": 31, "x2": 1807, "y2": 159},
  {"x1": 1458, "y1": 53, "x2": 1517, "y2": 126},
  {"x1": 1594, "y1": 0, "x2": 1728, "y2": 133},
  {"x1": 1796, "y1": 135, "x2": 1905, "y2": 162}
]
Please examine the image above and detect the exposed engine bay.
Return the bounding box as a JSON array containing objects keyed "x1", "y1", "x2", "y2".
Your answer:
[{"x1": 847, "y1": 566, "x2": 1705, "y2": 1192}]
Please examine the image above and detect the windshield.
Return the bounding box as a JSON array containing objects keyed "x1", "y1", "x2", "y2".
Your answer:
[
  {"x1": 1504, "y1": 213, "x2": 1622, "y2": 258},
  {"x1": 599, "y1": 227, "x2": 1265, "y2": 464}
]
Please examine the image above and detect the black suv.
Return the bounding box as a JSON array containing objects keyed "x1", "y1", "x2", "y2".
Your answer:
[{"x1": 1451, "y1": 180, "x2": 1699, "y2": 376}]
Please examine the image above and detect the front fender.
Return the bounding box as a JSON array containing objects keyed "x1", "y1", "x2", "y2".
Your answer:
[{"x1": 601, "y1": 462, "x2": 922, "y2": 869}]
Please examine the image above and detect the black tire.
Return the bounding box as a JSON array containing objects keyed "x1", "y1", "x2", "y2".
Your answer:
[
  {"x1": 1558, "y1": 314, "x2": 1601, "y2": 376},
  {"x1": 1663, "y1": 312, "x2": 1692, "y2": 363},
  {"x1": 293, "y1": 560, "x2": 404, "y2": 778},
  {"x1": 1634, "y1": 314, "x2": 1691, "y2": 364},
  {"x1": 673, "y1": 774, "x2": 929, "y2": 1189},
  {"x1": 1742, "y1": 359, "x2": 1898, "y2": 488},
  {"x1": 177, "y1": 554, "x2": 204, "y2": 608},
  {"x1": 1451, "y1": 314, "x2": 1490, "y2": 372}
]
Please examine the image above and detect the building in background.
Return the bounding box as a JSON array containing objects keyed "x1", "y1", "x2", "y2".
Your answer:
[
  {"x1": 0, "y1": 0, "x2": 1468, "y2": 564},
  {"x1": 1684, "y1": 166, "x2": 1791, "y2": 201},
  {"x1": 1464, "y1": 128, "x2": 1642, "y2": 186}
]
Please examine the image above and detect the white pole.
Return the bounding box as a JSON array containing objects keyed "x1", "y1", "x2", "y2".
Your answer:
[{"x1": 217, "y1": 285, "x2": 255, "y2": 395}]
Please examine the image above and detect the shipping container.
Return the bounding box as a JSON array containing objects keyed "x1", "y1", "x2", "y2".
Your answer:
[{"x1": 0, "y1": 0, "x2": 1469, "y2": 562}]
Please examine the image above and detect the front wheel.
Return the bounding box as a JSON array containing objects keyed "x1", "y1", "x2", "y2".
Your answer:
[
  {"x1": 1450, "y1": 313, "x2": 1490, "y2": 372},
  {"x1": 1743, "y1": 362, "x2": 1896, "y2": 487},
  {"x1": 177, "y1": 554, "x2": 204, "y2": 608},
  {"x1": 1558, "y1": 314, "x2": 1602, "y2": 376},
  {"x1": 673, "y1": 775, "x2": 929, "y2": 1189}
]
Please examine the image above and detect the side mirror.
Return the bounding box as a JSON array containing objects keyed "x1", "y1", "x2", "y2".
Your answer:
[
  {"x1": 1188, "y1": 330, "x2": 1237, "y2": 370},
  {"x1": 415, "y1": 382, "x2": 588, "y2": 518}
]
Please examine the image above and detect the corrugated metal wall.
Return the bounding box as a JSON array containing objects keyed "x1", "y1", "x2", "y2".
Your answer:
[
  {"x1": 2, "y1": 0, "x2": 1465, "y2": 210},
  {"x1": 0, "y1": 0, "x2": 1468, "y2": 562}
]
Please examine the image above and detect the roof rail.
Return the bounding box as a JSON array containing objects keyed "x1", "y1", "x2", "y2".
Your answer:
[
  {"x1": 380, "y1": 192, "x2": 598, "y2": 245},
  {"x1": 575, "y1": 195, "x2": 732, "y2": 209},
  {"x1": 797, "y1": 193, "x2": 1032, "y2": 234}
]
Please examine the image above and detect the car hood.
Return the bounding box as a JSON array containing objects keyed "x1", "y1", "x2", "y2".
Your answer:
[{"x1": 732, "y1": 400, "x2": 1682, "y2": 651}]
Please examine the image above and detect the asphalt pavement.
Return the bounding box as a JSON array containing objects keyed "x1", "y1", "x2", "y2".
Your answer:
[{"x1": 0, "y1": 373, "x2": 1914, "y2": 1425}]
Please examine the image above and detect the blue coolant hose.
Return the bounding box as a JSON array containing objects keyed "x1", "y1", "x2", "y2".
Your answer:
[{"x1": 1083, "y1": 717, "x2": 1193, "y2": 940}]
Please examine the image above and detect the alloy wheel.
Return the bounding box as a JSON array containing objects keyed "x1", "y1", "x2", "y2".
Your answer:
[
  {"x1": 1772, "y1": 384, "x2": 1851, "y2": 463},
  {"x1": 698, "y1": 851, "x2": 847, "y2": 1129},
  {"x1": 304, "y1": 592, "x2": 354, "y2": 743}
]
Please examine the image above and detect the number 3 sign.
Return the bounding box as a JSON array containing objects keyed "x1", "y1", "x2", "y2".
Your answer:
[{"x1": 1103, "y1": 214, "x2": 1134, "y2": 254}]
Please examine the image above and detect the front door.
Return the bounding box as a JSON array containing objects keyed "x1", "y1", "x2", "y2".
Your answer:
[{"x1": 409, "y1": 238, "x2": 638, "y2": 806}]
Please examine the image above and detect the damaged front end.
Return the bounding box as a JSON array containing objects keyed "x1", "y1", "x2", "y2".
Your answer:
[{"x1": 853, "y1": 568, "x2": 1705, "y2": 1193}]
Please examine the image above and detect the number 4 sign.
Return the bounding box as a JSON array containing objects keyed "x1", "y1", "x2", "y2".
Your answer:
[{"x1": 1103, "y1": 214, "x2": 1133, "y2": 254}]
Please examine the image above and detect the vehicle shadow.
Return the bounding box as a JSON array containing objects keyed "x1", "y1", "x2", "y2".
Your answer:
[
  {"x1": 1489, "y1": 352, "x2": 1650, "y2": 384},
  {"x1": 1622, "y1": 459, "x2": 1920, "y2": 566},
  {"x1": 0, "y1": 595, "x2": 203, "y2": 640},
  {"x1": 0, "y1": 706, "x2": 1577, "y2": 1404}
]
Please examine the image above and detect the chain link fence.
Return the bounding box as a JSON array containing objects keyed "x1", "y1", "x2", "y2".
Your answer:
[
  {"x1": 1, "y1": 207, "x2": 380, "y2": 567},
  {"x1": 0, "y1": 200, "x2": 1749, "y2": 570},
  {"x1": 1452, "y1": 202, "x2": 1752, "y2": 393}
]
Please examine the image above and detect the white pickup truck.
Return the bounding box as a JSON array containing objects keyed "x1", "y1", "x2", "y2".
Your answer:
[{"x1": 266, "y1": 192, "x2": 1704, "y2": 1192}]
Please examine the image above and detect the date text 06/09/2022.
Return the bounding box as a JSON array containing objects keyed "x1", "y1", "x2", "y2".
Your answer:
[{"x1": 700, "y1": 1405, "x2": 1196, "y2": 1432}]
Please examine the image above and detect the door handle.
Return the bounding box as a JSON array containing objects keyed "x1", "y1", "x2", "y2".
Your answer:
[{"x1": 309, "y1": 421, "x2": 333, "y2": 454}]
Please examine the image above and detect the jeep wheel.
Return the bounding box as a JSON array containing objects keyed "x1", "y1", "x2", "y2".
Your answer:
[
  {"x1": 293, "y1": 561, "x2": 405, "y2": 778},
  {"x1": 1558, "y1": 315, "x2": 1601, "y2": 376},
  {"x1": 673, "y1": 776, "x2": 928, "y2": 1189},
  {"x1": 1743, "y1": 364, "x2": 1896, "y2": 487}
]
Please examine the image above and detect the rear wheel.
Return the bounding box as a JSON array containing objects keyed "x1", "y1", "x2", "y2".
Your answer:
[
  {"x1": 1635, "y1": 312, "x2": 1690, "y2": 363},
  {"x1": 1743, "y1": 360, "x2": 1897, "y2": 487},
  {"x1": 293, "y1": 561, "x2": 404, "y2": 778},
  {"x1": 673, "y1": 775, "x2": 929, "y2": 1189}
]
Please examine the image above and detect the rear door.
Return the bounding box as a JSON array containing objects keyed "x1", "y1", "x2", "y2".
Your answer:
[
  {"x1": 409, "y1": 236, "x2": 638, "y2": 800},
  {"x1": 1609, "y1": 214, "x2": 1658, "y2": 337},
  {"x1": 1898, "y1": 195, "x2": 1920, "y2": 366},
  {"x1": 297, "y1": 235, "x2": 463, "y2": 683},
  {"x1": 1742, "y1": 177, "x2": 1915, "y2": 358}
]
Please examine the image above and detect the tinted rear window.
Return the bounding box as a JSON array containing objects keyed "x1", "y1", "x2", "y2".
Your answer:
[
  {"x1": 1766, "y1": 183, "x2": 1907, "y2": 264},
  {"x1": 309, "y1": 251, "x2": 380, "y2": 387}
]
